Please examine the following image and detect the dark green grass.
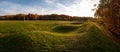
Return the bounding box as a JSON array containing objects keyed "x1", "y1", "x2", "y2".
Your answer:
[
  {"x1": 0, "y1": 21, "x2": 120, "y2": 52},
  {"x1": 52, "y1": 25, "x2": 79, "y2": 33},
  {"x1": 71, "y1": 22, "x2": 83, "y2": 25},
  {"x1": 0, "y1": 34, "x2": 35, "y2": 52}
]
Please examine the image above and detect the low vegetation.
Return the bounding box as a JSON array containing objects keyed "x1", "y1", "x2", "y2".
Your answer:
[{"x1": 0, "y1": 21, "x2": 120, "y2": 52}]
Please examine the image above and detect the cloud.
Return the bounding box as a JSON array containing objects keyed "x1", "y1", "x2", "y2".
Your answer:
[
  {"x1": 52, "y1": 0, "x2": 99, "y2": 17},
  {"x1": 0, "y1": 1, "x2": 46, "y2": 15},
  {"x1": 0, "y1": 0, "x2": 99, "y2": 17},
  {"x1": 44, "y1": 0, "x2": 56, "y2": 3},
  {"x1": 0, "y1": 1, "x2": 21, "y2": 15}
]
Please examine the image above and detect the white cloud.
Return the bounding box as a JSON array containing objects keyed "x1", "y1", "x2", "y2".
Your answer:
[
  {"x1": 0, "y1": 0, "x2": 100, "y2": 17},
  {"x1": 44, "y1": 0, "x2": 56, "y2": 3},
  {"x1": 0, "y1": 1, "x2": 46, "y2": 15},
  {"x1": 50, "y1": 0, "x2": 99, "y2": 17}
]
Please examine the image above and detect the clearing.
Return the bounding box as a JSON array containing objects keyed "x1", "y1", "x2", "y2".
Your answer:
[{"x1": 0, "y1": 21, "x2": 120, "y2": 52}]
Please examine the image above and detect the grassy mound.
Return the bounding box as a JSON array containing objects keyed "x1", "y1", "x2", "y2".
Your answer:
[
  {"x1": 71, "y1": 22, "x2": 82, "y2": 25},
  {"x1": 52, "y1": 25, "x2": 78, "y2": 33},
  {"x1": 0, "y1": 21, "x2": 120, "y2": 52}
]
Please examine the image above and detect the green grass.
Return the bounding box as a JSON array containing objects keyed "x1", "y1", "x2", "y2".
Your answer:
[
  {"x1": 0, "y1": 20, "x2": 120, "y2": 52},
  {"x1": 0, "y1": 34, "x2": 35, "y2": 52},
  {"x1": 52, "y1": 25, "x2": 79, "y2": 33}
]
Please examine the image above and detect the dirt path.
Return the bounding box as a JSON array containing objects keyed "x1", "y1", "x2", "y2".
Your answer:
[{"x1": 92, "y1": 22, "x2": 120, "y2": 45}]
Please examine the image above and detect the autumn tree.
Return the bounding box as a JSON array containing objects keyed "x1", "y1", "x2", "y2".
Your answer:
[
  {"x1": 95, "y1": 0, "x2": 120, "y2": 35},
  {"x1": 14, "y1": 14, "x2": 26, "y2": 20},
  {"x1": 27, "y1": 13, "x2": 39, "y2": 20}
]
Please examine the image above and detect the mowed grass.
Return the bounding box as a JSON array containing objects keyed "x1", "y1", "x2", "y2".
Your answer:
[{"x1": 0, "y1": 20, "x2": 120, "y2": 52}]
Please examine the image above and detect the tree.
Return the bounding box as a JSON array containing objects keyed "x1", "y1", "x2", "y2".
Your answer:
[
  {"x1": 14, "y1": 14, "x2": 26, "y2": 20},
  {"x1": 27, "y1": 13, "x2": 39, "y2": 20},
  {"x1": 95, "y1": 0, "x2": 120, "y2": 35}
]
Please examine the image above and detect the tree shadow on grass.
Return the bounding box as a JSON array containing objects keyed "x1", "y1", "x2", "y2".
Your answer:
[{"x1": 0, "y1": 34, "x2": 35, "y2": 52}]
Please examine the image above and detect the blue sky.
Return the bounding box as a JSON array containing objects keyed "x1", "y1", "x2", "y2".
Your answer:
[{"x1": 0, "y1": 0, "x2": 99, "y2": 17}]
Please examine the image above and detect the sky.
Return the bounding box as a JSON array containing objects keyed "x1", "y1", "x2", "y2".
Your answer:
[{"x1": 0, "y1": 0, "x2": 99, "y2": 17}]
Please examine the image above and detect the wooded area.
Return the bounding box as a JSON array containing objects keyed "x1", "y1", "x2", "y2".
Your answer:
[
  {"x1": 95, "y1": 0, "x2": 120, "y2": 36},
  {"x1": 0, "y1": 14, "x2": 90, "y2": 21}
]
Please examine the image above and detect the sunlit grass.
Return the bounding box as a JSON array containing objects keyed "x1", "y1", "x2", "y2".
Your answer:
[{"x1": 0, "y1": 20, "x2": 120, "y2": 52}]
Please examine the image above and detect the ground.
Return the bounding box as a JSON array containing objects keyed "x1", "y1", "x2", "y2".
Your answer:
[{"x1": 0, "y1": 20, "x2": 120, "y2": 52}]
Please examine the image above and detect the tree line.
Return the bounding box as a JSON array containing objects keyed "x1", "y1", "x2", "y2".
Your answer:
[
  {"x1": 95, "y1": 0, "x2": 120, "y2": 36},
  {"x1": 0, "y1": 13, "x2": 90, "y2": 21}
]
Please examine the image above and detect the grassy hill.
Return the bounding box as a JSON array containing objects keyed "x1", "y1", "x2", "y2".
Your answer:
[{"x1": 0, "y1": 21, "x2": 120, "y2": 52}]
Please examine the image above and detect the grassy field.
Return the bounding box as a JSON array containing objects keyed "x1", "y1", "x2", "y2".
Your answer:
[{"x1": 0, "y1": 20, "x2": 120, "y2": 52}]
